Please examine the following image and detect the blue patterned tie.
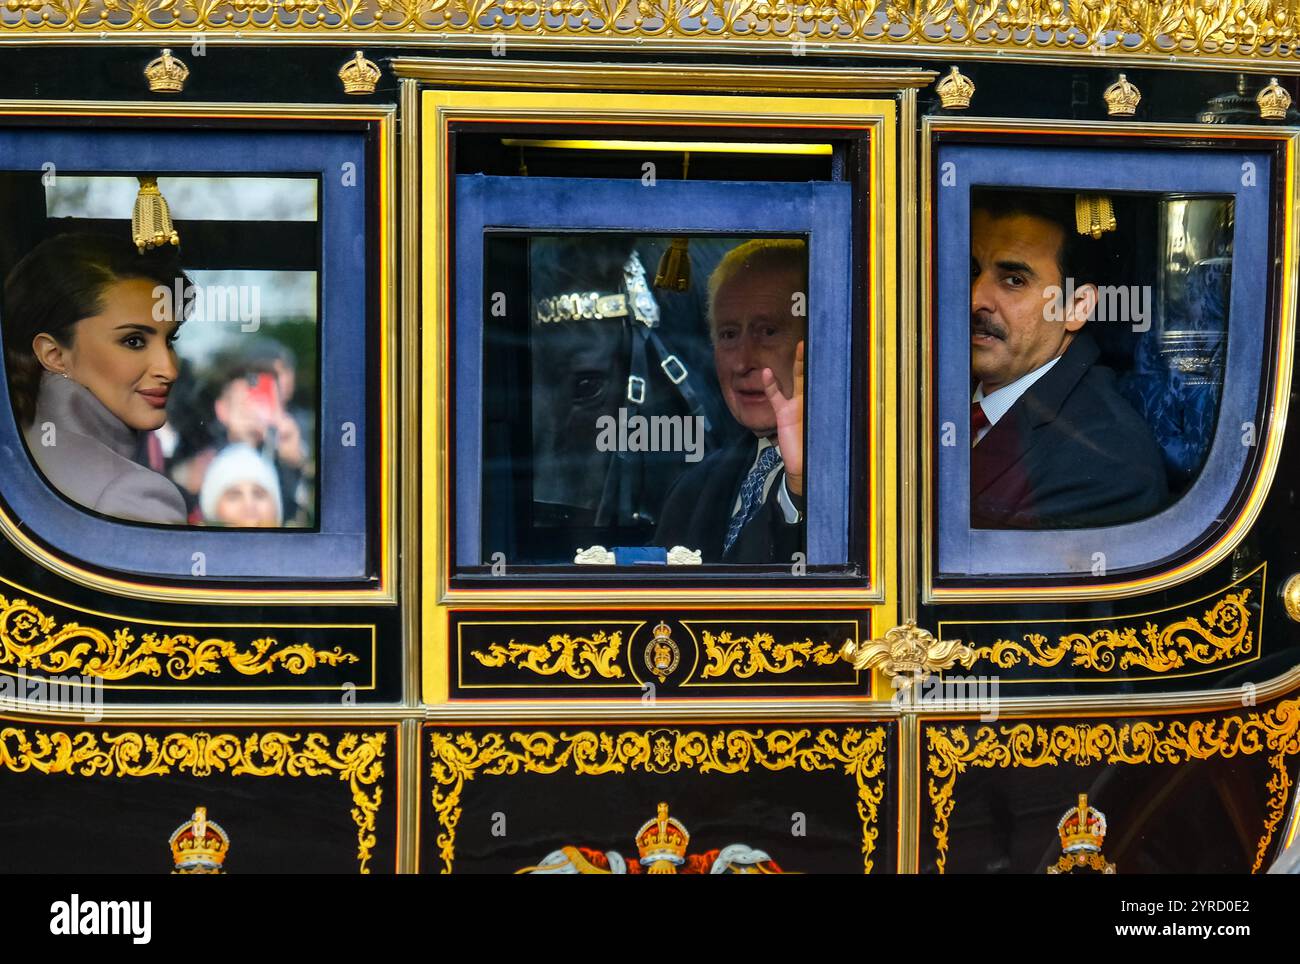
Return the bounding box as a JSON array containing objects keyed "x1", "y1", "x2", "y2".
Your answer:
[{"x1": 723, "y1": 444, "x2": 782, "y2": 556}]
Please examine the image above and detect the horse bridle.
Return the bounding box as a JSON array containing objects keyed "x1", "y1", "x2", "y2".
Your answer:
[{"x1": 533, "y1": 250, "x2": 718, "y2": 527}]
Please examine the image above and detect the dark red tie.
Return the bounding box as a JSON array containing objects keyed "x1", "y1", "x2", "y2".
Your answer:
[{"x1": 971, "y1": 401, "x2": 990, "y2": 443}]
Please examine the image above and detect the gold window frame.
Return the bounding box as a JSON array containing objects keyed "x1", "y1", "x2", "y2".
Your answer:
[
  {"x1": 919, "y1": 116, "x2": 1300, "y2": 604},
  {"x1": 418, "y1": 80, "x2": 897, "y2": 606},
  {"x1": 412, "y1": 68, "x2": 905, "y2": 706},
  {"x1": 0, "y1": 100, "x2": 399, "y2": 606}
]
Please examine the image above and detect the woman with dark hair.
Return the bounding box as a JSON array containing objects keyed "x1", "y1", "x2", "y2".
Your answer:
[{"x1": 3, "y1": 233, "x2": 190, "y2": 525}]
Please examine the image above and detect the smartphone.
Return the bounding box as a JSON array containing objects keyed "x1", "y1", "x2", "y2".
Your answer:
[{"x1": 245, "y1": 372, "x2": 282, "y2": 423}]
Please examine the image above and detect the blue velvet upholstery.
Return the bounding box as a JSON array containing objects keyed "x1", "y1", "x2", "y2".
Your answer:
[{"x1": 1119, "y1": 257, "x2": 1230, "y2": 490}]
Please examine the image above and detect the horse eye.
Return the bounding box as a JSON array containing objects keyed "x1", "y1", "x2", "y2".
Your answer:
[{"x1": 572, "y1": 372, "x2": 606, "y2": 403}]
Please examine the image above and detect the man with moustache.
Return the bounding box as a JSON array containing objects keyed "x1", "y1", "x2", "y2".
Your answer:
[
  {"x1": 969, "y1": 191, "x2": 1167, "y2": 529},
  {"x1": 653, "y1": 239, "x2": 806, "y2": 563}
]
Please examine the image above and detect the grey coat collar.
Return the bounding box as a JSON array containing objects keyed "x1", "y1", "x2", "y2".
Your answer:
[{"x1": 32, "y1": 371, "x2": 142, "y2": 461}]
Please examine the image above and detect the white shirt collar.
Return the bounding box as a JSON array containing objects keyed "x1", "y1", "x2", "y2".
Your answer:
[{"x1": 972, "y1": 355, "x2": 1061, "y2": 444}]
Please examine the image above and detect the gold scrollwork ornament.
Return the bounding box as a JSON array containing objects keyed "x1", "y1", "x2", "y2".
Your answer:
[
  {"x1": 927, "y1": 697, "x2": 1300, "y2": 874},
  {"x1": 840, "y1": 620, "x2": 975, "y2": 687},
  {"x1": 9, "y1": 0, "x2": 1300, "y2": 65},
  {"x1": 701, "y1": 630, "x2": 841, "y2": 679},
  {"x1": 0, "y1": 594, "x2": 359, "y2": 683},
  {"x1": 0, "y1": 728, "x2": 386, "y2": 873},
  {"x1": 470, "y1": 631, "x2": 625, "y2": 680},
  {"x1": 429, "y1": 726, "x2": 887, "y2": 874},
  {"x1": 975, "y1": 588, "x2": 1254, "y2": 675}
]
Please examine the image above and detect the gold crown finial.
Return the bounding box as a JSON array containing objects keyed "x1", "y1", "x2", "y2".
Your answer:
[
  {"x1": 1104, "y1": 73, "x2": 1141, "y2": 117},
  {"x1": 132, "y1": 176, "x2": 180, "y2": 254},
  {"x1": 936, "y1": 66, "x2": 976, "y2": 110},
  {"x1": 145, "y1": 48, "x2": 189, "y2": 94},
  {"x1": 1075, "y1": 193, "x2": 1117, "y2": 239},
  {"x1": 169, "y1": 806, "x2": 231, "y2": 874},
  {"x1": 1258, "y1": 77, "x2": 1292, "y2": 120},
  {"x1": 339, "y1": 51, "x2": 381, "y2": 95}
]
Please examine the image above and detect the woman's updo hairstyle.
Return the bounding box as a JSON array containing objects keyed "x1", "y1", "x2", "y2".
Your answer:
[{"x1": 2, "y1": 233, "x2": 191, "y2": 426}]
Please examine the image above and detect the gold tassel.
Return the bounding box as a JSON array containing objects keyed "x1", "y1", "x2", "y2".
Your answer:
[
  {"x1": 654, "y1": 152, "x2": 691, "y2": 292},
  {"x1": 132, "y1": 176, "x2": 180, "y2": 254},
  {"x1": 1075, "y1": 193, "x2": 1117, "y2": 240},
  {"x1": 654, "y1": 236, "x2": 691, "y2": 292}
]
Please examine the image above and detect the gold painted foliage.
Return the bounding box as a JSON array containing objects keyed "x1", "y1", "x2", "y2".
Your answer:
[
  {"x1": 699, "y1": 630, "x2": 842, "y2": 679},
  {"x1": 0, "y1": 595, "x2": 359, "y2": 682},
  {"x1": 0, "y1": 727, "x2": 388, "y2": 872},
  {"x1": 976, "y1": 589, "x2": 1254, "y2": 675},
  {"x1": 428, "y1": 726, "x2": 887, "y2": 873},
  {"x1": 470, "y1": 631, "x2": 624, "y2": 679},
  {"x1": 926, "y1": 697, "x2": 1300, "y2": 873},
  {"x1": 1, "y1": 0, "x2": 1299, "y2": 60}
]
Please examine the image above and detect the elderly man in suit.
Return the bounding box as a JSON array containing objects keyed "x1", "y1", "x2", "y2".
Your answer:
[
  {"x1": 969, "y1": 191, "x2": 1167, "y2": 528},
  {"x1": 653, "y1": 239, "x2": 806, "y2": 563}
]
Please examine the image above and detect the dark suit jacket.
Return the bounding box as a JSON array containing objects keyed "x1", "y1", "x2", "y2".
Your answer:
[
  {"x1": 972, "y1": 333, "x2": 1168, "y2": 529},
  {"x1": 654, "y1": 434, "x2": 804, "y2": 564}
]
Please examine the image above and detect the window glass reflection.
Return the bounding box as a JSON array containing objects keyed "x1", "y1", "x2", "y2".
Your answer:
[{"x1": 482, "y1": 233, "x2": 809, "y2": 566}]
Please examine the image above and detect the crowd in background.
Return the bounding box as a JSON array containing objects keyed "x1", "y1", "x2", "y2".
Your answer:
[{"x1": 155, "y1": 338, "x2": 316, "y2": 528}]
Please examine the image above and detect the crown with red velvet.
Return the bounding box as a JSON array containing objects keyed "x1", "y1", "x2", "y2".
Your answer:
[
  {"x1": 635, "y1": 802, "x2": 690, "y2": 873},
  {"x1": 169, "y1": 806, "x2": 230, "y2": 874},
  {"x1": 1057, "y1": 794, "x2": 1107, "y2": 854}
]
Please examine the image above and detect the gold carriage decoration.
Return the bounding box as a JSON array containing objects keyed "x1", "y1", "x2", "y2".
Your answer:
[
  {"x1": 0, "y1": 725, "x2": 389, "y2": 873},
  {"x1": 0, "y1": 577, "x2": 367, "y2": 688},
  {"x1": 427, "y1": 725, "x2": 888, "y2": 874},
  {"x1": 944, "y1": 563, "x2": 1265, "y2": 683},
  {"x1": 2, "y1": 0, "x2": 1300, "y2": 66},
  {"x1": 925, "y1": 695, "x2": 1300, "y2": 874}
]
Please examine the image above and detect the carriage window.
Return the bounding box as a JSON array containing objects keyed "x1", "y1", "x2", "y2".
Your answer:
[
  {"x1": 452, "y1": 173, "x2": 854, "y2": 576},
  {"x1": 483, "y1": 232, "x2": 809, "y2": 567},
  {"x1": 934, "y1": 141, "x2": 1273, "y2": 581},
  {"x1": 968, "y1": 188, "x2": 1231, "y2": 530},
  {"x1": 3, "y1": 173, "x2": 319, "y2": 529}
]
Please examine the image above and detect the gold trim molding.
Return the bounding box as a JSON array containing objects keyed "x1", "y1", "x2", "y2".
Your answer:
[
  {"x1": 427, "y1": 725, "x2": 887, "y2": 873},
  {"x1": 0, "y1": 594, "x2": 361, "y2": 685},
  {"x1": 0, "y1": 724, "x2": 389, "y2": 873},
  {"x1": 925, "y1": 697, "x2": 1300, "y2": 874},
  {"x1": 5, "y1": 2, "x2": 1300, "y2": 66}
]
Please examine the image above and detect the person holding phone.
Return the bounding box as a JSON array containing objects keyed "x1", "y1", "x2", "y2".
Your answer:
[
  {"x1": 168, "y1": 354, "x2": 307, "y2": 525},
  {"x1": 3, "y1": 233, "x2": 190, "y2": 525}
]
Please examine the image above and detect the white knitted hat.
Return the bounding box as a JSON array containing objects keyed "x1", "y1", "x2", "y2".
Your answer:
[{"x1": 199, "y1": 444, "x2": 283, "y2": 525}]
